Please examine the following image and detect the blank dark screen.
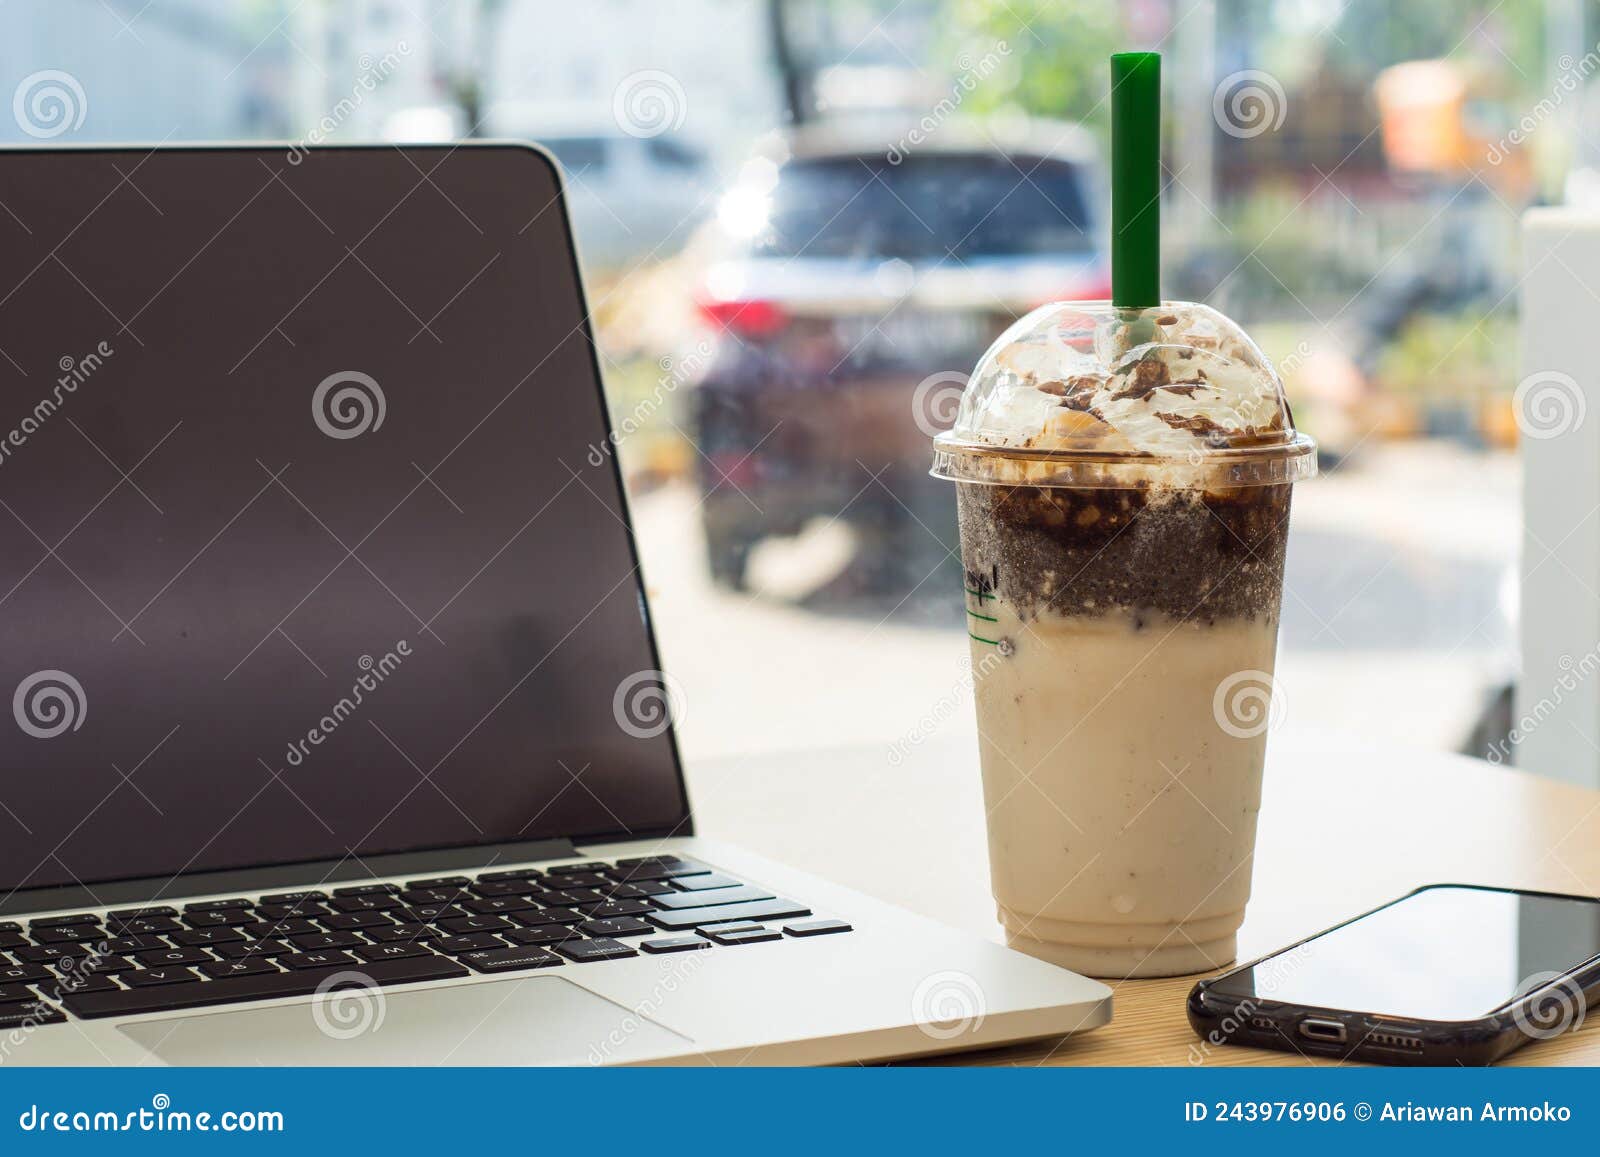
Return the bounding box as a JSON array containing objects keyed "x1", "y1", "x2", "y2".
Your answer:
[
  {"x1": 0, "y1": 145, "x2": 686, "y2": 892},
  {"x1": 1211, "y1": 886, "x2": 1600, "y2": 1020}
]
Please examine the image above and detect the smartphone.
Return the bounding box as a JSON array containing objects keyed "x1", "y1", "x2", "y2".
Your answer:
[{"x1": 1188, "y1": 884, "x2": 1600, "y2": 1065}]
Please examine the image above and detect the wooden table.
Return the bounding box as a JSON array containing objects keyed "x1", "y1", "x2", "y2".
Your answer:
[{"x1": 689, "y1": 734, "x2": 1600, "y2": 1065}]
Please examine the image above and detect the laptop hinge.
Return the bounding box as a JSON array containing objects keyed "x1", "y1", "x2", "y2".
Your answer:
[{"x1": 0, "y1": 837, "x2": 582, "y2": 917}]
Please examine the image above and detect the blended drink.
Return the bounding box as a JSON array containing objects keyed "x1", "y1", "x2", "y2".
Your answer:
[{"x1": 933, "y1": 300, "x2": 1314, "y2": 978}]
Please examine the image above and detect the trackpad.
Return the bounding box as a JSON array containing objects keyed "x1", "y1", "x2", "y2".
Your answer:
[{"x1": 120, "y1": 976, "x2": 691, "y2": 1066}]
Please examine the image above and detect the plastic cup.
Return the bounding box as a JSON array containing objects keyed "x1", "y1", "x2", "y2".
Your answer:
[{"x1": 932, "y1": 300, "x2": 1315, "y2": 978}]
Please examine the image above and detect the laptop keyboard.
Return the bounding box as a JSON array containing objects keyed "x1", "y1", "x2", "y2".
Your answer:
[{"x1": 0, "y1": 856, "x2": 852, "y2": 1023}]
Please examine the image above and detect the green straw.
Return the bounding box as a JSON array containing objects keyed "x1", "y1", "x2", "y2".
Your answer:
[{"x1": 1110, "y1": 51, "x2": 1161, "y2": 309}]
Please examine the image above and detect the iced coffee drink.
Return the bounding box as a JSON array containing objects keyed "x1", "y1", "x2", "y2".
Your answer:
[{"x1": 932, "y1": 301, "x2": 1315, "y2": 978}]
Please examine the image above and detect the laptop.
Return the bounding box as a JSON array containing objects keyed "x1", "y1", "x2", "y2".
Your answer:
[{"x1": 0, "y1": 143, "x2": 1109, "y2": 1065}]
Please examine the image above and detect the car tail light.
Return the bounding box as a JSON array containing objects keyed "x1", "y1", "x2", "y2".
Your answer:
[
  {"x1": 1063, "y1": 268, "x2": 1113, "y2": 301},
  {"x1": 697, "y1": 298, "x2": 789, "y2": 338}
]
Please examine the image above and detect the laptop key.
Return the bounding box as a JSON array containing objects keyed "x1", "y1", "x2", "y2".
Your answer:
[
  {"x1": 0, "y1": 933, "x2": 25, "y2": 951},
  {"x1": 0, "y1": 963, "x2": 52, "y2": 984},
  {"x1": 694, "y1": 921, "x2": 762, "y2": 938},
  {"x1": 614, "y1": 862, "x2": 712, "y2": 883},
  {"x1": 29, "y1": 925, "x2": 106, "y2": 944},
  {"x1": 256, "y1": 903, "x2": 332, "y2": 922},
  {"x1": 470, "y1": 879, "x2": 540, "y2": 898},
  {"x1": 502, "y1": 925, "x2": 577, "y2": 947},
  {"x1": 183, "y1": 898, "x2": 253, "y2": 912},
  {"x1": 322, "y1": 912, "x2": 393, "y2": 931},
  {"x1": 365, "y1": 923, "x2": 436, "y2": 944},
  {"x1": 577, "y1": 900, "x2": 654, "y2": 920},
  {"x1": 15, "y1": 944, "x2": 87, "y2": 964},
  {"x1": 170, "y1": 927, "x2": 246, "y2": 948},
  {"x1": 578, "y1": 917, "x2": 654, "y2": 938},
  {"x1": 546, "y1": 862, "x2": 613, "y2": 875},
  {"x1": 105, "y1": 906, "x2": 177, "y2": 921},
  {"x1": 278, "y1": 950, "x2": 360, "y2": 970},
  {"x1": 647, "y1": 899, "x2": 812, "y2": 931},
  {"x1": 133, "y1": 947, "x2": 213, "y2": 968},
  {"x1": 0, "y1": 983, "x2": 41, "y2": 1003},
  {"x1": 122, "y1": 966, "x2": 200, "y2": 987},
  {"x1": 394, "y1": 905, "x2": 467, "y2": 924},
  {"x1": 0, "y1": 1004, "x2": 64, "y2": 1028},
  {"x1": 199, "y1": 958, "x2": 279, "y2": 980},
  {"x1": 708, "y1": 927, "x2": 783, "y2": 946},
  {"x1": 400, "y1": 888, "x2": 463, "y2": 906},
  {"x1": 289, "y1": 932, "x2": 364, "y2": 952},
  {"x1": 257, "y1": 918, "x2": 321, "y2": 937},
  {"x1": 639, "y1": 936, "x2": 711, "y2": 954},
  {"x1": 407, "y1": 876, "x2": 471, "y2": 890},
  {"x1": 652, "y1": 886, "x2": 775, "y2": 910},
  {"x1": 784, "y1": 919, "x2": 853, "y2": 937},
  {"x1": 98, "y1": 935, "x2": 170, "y2": 954},
  {"x1": 433, "y1": 933, "x2": 505, "y2": 954},
  {"x1": 332, "y1": 884, "x2": 399, "y2": 897},
  {"x1": 510, "y1": 906, "x2": 584, "y2": 927},
  {"x1": 183, "y1": 908, "x2": 257, "y2": 928},
  {"x1": 352, "y1": 942, "x2": 435, "y2": 963},
  {"x1": 438, "y1": 915, "x2": 512, "y2": 935},
  {"x1": 613, "y1": 855, "x2": 688, "y2": 868},
  {"x1": 64, "y1": 955, "x2": 469, "y2": 1020},
  {"x1": 107, "y1": 916, "x2": 181, "y2": 936},
  {"x1": 28, "y1": 913, "x2": 100, "y2": 928},
  {"x1": 257, "y1": 891, "x2": 327, "y2": 905},
  {"x1": 330, "y1": 894, "x2": 400, "y2": 913},
  {"x1": 465, "y1": 896, "x2": 538, "y2": 916},
  {"x1": 554, "y1": 938, "x2": 637, "y2": 963},
  {"x1": 527, "y1": 889, "x2": 585, "y2": 907},
  {"x1": 671, "y1": 873, "x2": 745, "y2": 892},
  {"x1": 214, "y1": 939, "x2": 294, "y2": 960},
  {"x1": 609, "y1": 881, "x2": 676, "y2": 899},
  {"x1": 475, "y1": 868, "x2": 544, "y2": 882},
  {"x1": 459, "y1": 946, "x2": 562, "y2": 973},
  {"x1": 42, "y1": 973, "x2": 119, "y2": 996},
  {"x1": 548, "y1": 872, "x2": 609, "y2": 889}
]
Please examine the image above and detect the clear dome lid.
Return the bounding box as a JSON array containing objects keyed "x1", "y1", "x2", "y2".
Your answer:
[{"x1": 931, "y1": 301, "x2": 1317, "y2": 489}]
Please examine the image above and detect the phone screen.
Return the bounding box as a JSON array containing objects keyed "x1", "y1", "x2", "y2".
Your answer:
[{"x1": 1208, "y1": 886, "x2": 1600, "y2": 1021}]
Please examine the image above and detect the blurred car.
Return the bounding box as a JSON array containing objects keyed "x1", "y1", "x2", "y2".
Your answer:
[
  {"x1": 488, "y1": 106, "x2": 715, "y2": 271},
  {"x1": 689, "y1": 120, "x2": 1107, "y2": 593}
]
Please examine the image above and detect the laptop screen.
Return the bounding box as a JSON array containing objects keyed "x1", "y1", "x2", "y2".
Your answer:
[{"x1": 0, "y1": 145, "x2": 687, "y2": 894}]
